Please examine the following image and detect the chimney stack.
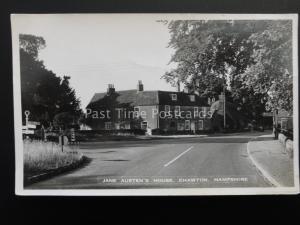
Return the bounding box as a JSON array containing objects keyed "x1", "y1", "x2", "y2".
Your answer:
[
  {"x1": 137, "y1": 80, "x2": 144, "y2": 92},
  {"x1": 107, "y1": 84, "x2": 115, "y2": 95}
]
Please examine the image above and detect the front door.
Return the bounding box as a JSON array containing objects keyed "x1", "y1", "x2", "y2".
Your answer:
[{"x1": 191, "y1": 121, "x2": 196, "y2": 133}]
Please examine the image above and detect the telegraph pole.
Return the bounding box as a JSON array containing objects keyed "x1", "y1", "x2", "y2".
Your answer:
[{"x1": 223, "y1": 82, "x2": 226, "y2": 130}]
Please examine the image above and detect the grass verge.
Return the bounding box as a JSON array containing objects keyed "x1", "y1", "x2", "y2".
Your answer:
[{"x1": 24, "y1": 139, "x2": 83, "y2": 178}]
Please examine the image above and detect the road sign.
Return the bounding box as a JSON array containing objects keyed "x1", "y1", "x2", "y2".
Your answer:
[
  {"x1": 27, "y1": 124, "x2": 37, "y2": 129},
  {"x1": 28, "y1": 121, "x2": 40, "y2": 125},
  {"x1": 22, "y1": 130, "x2": 34, "y2": 134}
]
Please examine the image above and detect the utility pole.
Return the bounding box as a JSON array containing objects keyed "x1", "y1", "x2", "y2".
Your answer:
[{"x1": 223, "y1": 82, "x2": 226, "y2": 130}]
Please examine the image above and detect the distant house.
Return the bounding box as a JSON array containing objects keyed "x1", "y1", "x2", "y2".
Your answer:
[
  {"x1": 275, "y1": 109, "x2": 293, "y2": 132},
  {"x1": 86, "y1": 81, "x2": 211, "y2": 133}
]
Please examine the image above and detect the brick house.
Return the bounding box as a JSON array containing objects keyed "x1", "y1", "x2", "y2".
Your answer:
[{"x1": 86, "y1": 81, "x2": 211, "y2": 133}]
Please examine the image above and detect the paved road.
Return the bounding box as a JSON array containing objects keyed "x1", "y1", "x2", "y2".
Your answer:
[{"x1": 28, "y1": 132, "x2": 271, "y2": 189}]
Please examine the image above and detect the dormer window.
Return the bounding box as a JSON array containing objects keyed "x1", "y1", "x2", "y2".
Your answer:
[
  {"x1": 189, "y1": 95, "x2": 195, "y2": 102},
  {"x1": 171, "y1": 94, "x2": 177, "y2": 101}
]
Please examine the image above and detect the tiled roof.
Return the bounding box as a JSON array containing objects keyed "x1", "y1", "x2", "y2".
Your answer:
[
  {"x1": 87, "y1": 90, "x2": 208, "y2": 108},
  {"x1": 158, "y1": 91, "x2": 207, "y2": 106}
]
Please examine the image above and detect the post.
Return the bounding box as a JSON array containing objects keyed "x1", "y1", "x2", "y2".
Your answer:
[
  {"x1": 223, "y1": 86, "x2": 226, "y2": 129},
  {"x1": 61, "y1": 135, "x2": 64, "y2": 152},
  {"x1": 59, "y1": 127, "x2": 64, "y2": 152},
  {"x1": 274, "y1": 109, "x2": 278, "y2": 139},
  {"x1": 24, "y1": 110, "x2": 30, "y2": 127},
  {"x1": 24, "y1": 110, "x2": 30, "y2": 138}
]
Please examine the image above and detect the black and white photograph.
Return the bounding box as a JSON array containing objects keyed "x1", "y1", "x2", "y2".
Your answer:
[{"x1": 11, "y1": 14, "x2": 299, "y2": 195}]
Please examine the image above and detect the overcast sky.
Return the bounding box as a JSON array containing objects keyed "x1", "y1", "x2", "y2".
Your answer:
[{"x1": 16, "y1": 14, "x2": 176, "y2": 108}]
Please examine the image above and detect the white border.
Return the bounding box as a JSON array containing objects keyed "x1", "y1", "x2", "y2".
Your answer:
[{"x1": 11, "y1": 13, "x2": 299, "y2": 196}]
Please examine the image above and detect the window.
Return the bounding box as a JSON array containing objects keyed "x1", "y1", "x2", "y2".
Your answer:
[
  {"x1": 194, "y1": 107, "x2": 199, "y2": 117},
  {"x1": 105, "y1": 122, "x2": 112, "y2": 130},
  {"x1": 171, "y1": 94, "x2": 177, "y2": 101},
  {"x1": 189, "y1": 95, "x2": 195, "y2": 102},
  {"x1": 175, "y1": 106, "x2": 180, "y2": 114},
  {"x1": 177, "y1": 121, "x2": 185, "y2": 131},
  {"x1": 203, "y1": 107, "x2": 208, "y2": 117},
  {"x1": 125, "y1": 123, "x2": 131, "y2": 129},
  {"x1": 165, "y1": 105, "x2": 170, "y2": 112},
  {"x1": 185, "y1": 120, "x2": 191, "y2": 130},
  {"x1": 141, "y1": 121, "x2": 148, "y2": 130},
  {"x1": 198, "y1": 120, "x2": 204, "y2": 130}
]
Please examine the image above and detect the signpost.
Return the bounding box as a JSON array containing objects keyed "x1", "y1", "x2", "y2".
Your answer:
[
  {"x1": 28, "y1": 121, "x2": 40, "y2": 126},
  {"x1": 24, "y1": 110, "x2": 30, "y2": 126},
  {"x1": 22, "y1": 110, "x2": 41, "y2": 137},
  {"x1": 23, "y1": 110, "x2": 32, "y2": 137}
]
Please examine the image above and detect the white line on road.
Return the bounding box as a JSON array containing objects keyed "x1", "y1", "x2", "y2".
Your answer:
[{"x1": 164, "y1": 146, "x2": 194, "y2": 167}]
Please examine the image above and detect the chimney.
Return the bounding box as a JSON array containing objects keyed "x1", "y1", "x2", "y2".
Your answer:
[
  {"x1": 137, "y1": 80, "x2": 144, "y2": 92},
  {"x1": 107, "y1": 84, "x2": 115, "y2": 95},
  {"x1": 176, "y1": 80, "x2": 181, "y2": 92}
]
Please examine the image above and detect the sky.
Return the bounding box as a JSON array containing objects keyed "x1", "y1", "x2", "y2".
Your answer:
[{"x1": 16, "y1": 14, "x2": 176, "y2": 108}]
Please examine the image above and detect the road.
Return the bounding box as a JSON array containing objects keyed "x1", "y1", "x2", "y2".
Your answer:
[{"x1": 28, "y1": 132, "x2": 271, "y2": 189}]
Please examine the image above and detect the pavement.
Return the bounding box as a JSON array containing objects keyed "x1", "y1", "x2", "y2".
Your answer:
[
  {"x1": 247, "y1": 134, "x2": 294, "y2": 187},
  {"x1": 27, "y1": 131, "x2": 280, "y2": 189}
]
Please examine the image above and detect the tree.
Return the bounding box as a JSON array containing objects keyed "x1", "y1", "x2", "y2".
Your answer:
[
  {"x1": 240, "y1": 20, "x2": 293, "y2": 112},
  {"x1": 20, "y1": 34, "x2": 46, "y2": 59},
  {"x1": 58, "y1": 76, "x2": 81, "y2": 116},
  {"x1": 162, "y1": 20, "x2": 292, "y2": 121},
  {"x1": 53, "y1": 112, "x2": 78, "y2": 130},
  {"x1": 20, "y1": 34, "x2": 82, "y2": 127}
]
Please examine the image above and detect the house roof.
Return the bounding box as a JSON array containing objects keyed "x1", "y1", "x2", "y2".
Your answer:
[{"x1": 87, "y1": 89, "x2": 208, "y2": 108}]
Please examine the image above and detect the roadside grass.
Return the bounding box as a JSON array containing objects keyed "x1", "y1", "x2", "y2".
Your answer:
[{"x1": 24, "y1": 139, "x2": 83, "y2": 177}]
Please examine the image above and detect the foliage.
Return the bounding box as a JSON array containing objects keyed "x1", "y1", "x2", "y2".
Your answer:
[
  {"x1": 20, "y1": 34, "x2": 82, "y2": 127},
  {"x1": 240, "y1": 20, "x2": 293, "y2": 112},
  {"x1": 163, "y1": 20, "x2": 293, "y2": 118},
  {"x1": 53, "y1": 112, "x2": 77, "y2": 129}
]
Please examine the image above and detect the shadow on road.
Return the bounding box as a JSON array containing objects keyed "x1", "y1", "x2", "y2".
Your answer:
[{"x1": 79, "y1": 136, "x2": 261, "y2": 150}]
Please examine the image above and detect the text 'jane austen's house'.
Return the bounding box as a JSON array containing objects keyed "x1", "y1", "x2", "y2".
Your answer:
[{"x1": 86, "y1": 81, "x2": 212, "y2": 133}]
